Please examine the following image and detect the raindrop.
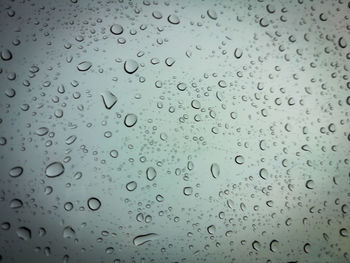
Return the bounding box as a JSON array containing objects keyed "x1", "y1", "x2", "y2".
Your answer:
[
  {"x1": 146, "y1": 167, "x2": 157, "y2": 181},
  {"x1": 207, "y1": 9, "x2": 217, "y2": 20},
  {"x1": 126, "y1": 181, "x2": 137, "y2": 191},
  {"x1": 183, "y1": 187, "x2": 193, "y2": 196},
  {"x1": 252, "y1": 240, "x2": 261, "y2": 251},
  {"x1": 235, "y1": 155, "x2": 245, "y2": 165},
  {"x1": 207, "y1": 225, "x2": 216, "y2": 235},
  {"x1": 101, "y1": 91, "x2": 117, "y2": 110},
  {"x1": 167, "y1": 14, "x2": 180, "y2": 24},
  {"x1": 124, "y1": 59, "x2": 139, "y2": 74},
  {"x1": 124, "y1": 114, "x2": 138, "y2": 127},
  {"x1": 210, "y1": 163, "x2": 220, "y2": 179},
  {"x1": 133, "y1": 233, "x2": 158, "y2": 246},
  {"x1": 1, "y1": 49, "x2": 12, "y2": 61},
  {"x1": 77, "y1": 61, "x2": 92, "y2": 71},
  {"x1": 9, "y1": 166, "x2": 23, "y2": 177},
  {"x1": 45, "y1": 162, "x2": 65, "y2": 178},
  {"x1": 87, "y1": 197, "x2": 101, "y2": 211},
  {"x1": 63, "y1": 226, "x2": 75, "y2": 239},
  {"x1": 110, "y1": 24, "x2": 123, "y2": 35},
  {"x1": 16, "y1": 227, "x2": 31, "y2": 241}
]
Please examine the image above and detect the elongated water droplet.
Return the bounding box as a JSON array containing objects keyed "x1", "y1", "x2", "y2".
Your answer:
[
  {"x1": 101, "y1": 91, "x2": 117, "y2": 110},
  {"x1": 77, "y1": 61, "x2": 92, "y2": 71},
  {"x1": 9, "y1": 166, "x2": 23, "y2": 177},
  {"x1": 210, "y1": 163, "x2": 220, "y2": 179},
  {"x1": 45, "y1": 162, "x2": 65, "y2": 178},
  {"x1": 146, "y1": 167, "x2": 157, "y2": 181},
  {"x1": 133, "y1": 233, "x2": 158, "y2": 246}
]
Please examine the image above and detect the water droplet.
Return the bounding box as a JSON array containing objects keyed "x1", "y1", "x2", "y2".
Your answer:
[
  {"x1": 9, "y1": 166, "x2": 23, "y2": 177},
  {"x1": 259, "y1": 168, "x2": 268, "y2": 180},
  {"x1": 269, "y1": 240, "x2": 279, "y2": 252},
  {"x1": 124, "y1": 59, "x2": 138, "y2": 74},
  {"x1": 303, "y1": 243, "x2": 311, "y2": 253},
  {"x1": 338, "y1": 37, "x2": 347, "y2": 48},
  {"x1": 124, "y1": 114, "x2": 137, "y2": 127},
  {"x1": 234, "y1": 48, "x2": 243, "y2": 59},
  {"x1": 64, "y1": 202, "x2": 73, "y2": 211},
  {"x1": 235, "y1": 155, "x2": 245, "y2": 165},
  {"x1": 63, "y1": 226, "x2": 75, "y2": 239},
  {"x1": 77, "y1": 61, "x2": 92, "y2": 71},
  {"x1": 87, "y1": 197, "x2": 101, "y2": 211},
  {"x1": 35, "y1": 127, "x2": 49, "y2": 136},
  {"x1": 340, "y1": 228, "x2": 348, "y2": 237},
  {"x1": 65, "y1": 135, "x2": 77, "y2": 145},
  {"x1": 1, "y1": 49, "x2": 12, "y2": 61},
  {"x1": 207, "y1": 225, "x2": 216, "y2": 235},
  {"x1": 152, "y1": 11, "x2": 162, "y2": 19},
  {"x1": 101, "y1": 91, "x2": 117, "y2": 110},
  {"x1": 110, "y1": 150, "x2": 118, "y2": 158},
  {"x1": 16, "y1": 227, "x2": 31, "y2": 241},
  {"x1": 183, "y1": 187, "x2": 193, "y2": 196},
  {"x1": 305, "y1": 179, "x2": 314, "y2": 189},
  {"x1": 133, "y1": 233, "x2": 158, "y2": 246},
  {"x1": 45, "y1": 162, "x2": 65, "y2": 178},
  {"x1": 9, "y1": 199, "x2": 23, "y2": 209},
  {"x1": 252, "y1": 240, "x2": 261, "y2": 251},
  {"x1": 146, "y1": 167, "x2": 157, "y2": 181},
  {"x1": 110, "y1": 24, "x2": 123, "y2": 35},
  {"x1": 165, "y1": 57, "x2": 175, "y2": 66},
  {"x1": 126, "y1": 181, "x2": 137, "y2": 191},
  {"x1": 207, "y1": 9, "x2": 217, "y2": 20},
  {"x1": 167, "y1": 14, "x2": 180, "y2": 24},
  {"x1": 210, "y1": 163, "x2": 220, "y2": 179},
  {"x1": 177, "y1": 82, "x2": 187, "y2": 91}
]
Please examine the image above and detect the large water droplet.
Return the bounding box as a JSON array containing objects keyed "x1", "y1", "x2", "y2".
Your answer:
[
  {"x1": 110, "y1": 24, "x2": 123, "y2": 35},
  {"x1": 87, "y1": 197, "x2": 101, "y2": 211},
  {"x1": 210, "y1": 163, "x2": 220, "y2": 179},
  {"x1": 124, "y1": 59, "x2": 139, "y2": 74},
  {"x1": 167, "y1": 14, "x2": 180, "y2": 24},
  {"x1": 1, "y1": 49, "x2": 13, "y2": 61},
  {"x1": 16, "y1": 227, "x2": 31, "y2": 241},
  {"x1": 124, "y1": 114, "x2": 137, "y2": 127},
  {"x1": 207, "y1": 9, "x2": 217, "y2": 20},
  {"x1": 101, "y1": 91, "x2": 117, "y2": 110},
  {"x1": 9, "y1": 166, "x2": 23, "y2": 177},
  {"x1": 126, "y1": 181, "x2": 137, "y2": 191},
  {"x1": 63, "y1": 226, "x2": 75, "y2": 239},
  {"x1": 133, "y1": 233, "x2": 158, "y2": 246},
  {"x1": 77, "y1": 61, "x2": 92, "y2": 71},
  {"x1": 146, "y1": 167, "x2": 157, "y2": 181},
  {"x1": 45, "y1": 162, "x2": 65, "y2": 178}
]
